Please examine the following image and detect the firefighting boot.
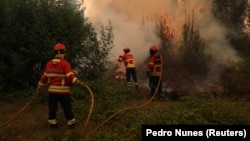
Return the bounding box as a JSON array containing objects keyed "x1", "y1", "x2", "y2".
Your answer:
[
  {"x1": 48, "y1": 119, "x2": 58, "y2": 128},
  {"x1": 67, "y1": 118, "x2": 76, "y2": 127}
]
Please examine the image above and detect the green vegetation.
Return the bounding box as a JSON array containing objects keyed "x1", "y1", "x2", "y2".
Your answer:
[
  {"x1": 1, "y1": 0, "x2": 250, "y2": 140},
  {"x1": 0, "y1": 0, "x2": 114, "y2": 92},
  {"x1": 0, "y1": 78, "x2": 250, "y2": 140}
]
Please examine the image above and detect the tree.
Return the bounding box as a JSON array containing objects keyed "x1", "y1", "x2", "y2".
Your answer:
[
  {"x1": 179, "y1": 12, "x2": 210, "y2": 76},
  {"x1": 0, "y1": 0, "x2": 114, "y2": 92},
  {"x1": 154, "y1": 14, "x2": 175, "y2": 81},
  {"x1": 212, "y1": 0, "x2": 248, "y2": 31}
]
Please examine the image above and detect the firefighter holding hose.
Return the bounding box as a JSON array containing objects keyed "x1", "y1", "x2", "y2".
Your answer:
[
  {"x1": 36, "y1": 42, "x2": 86, "y2": 128},
  {"x1": 147, "y1": 45, "x2": 163, "y2": 97}
]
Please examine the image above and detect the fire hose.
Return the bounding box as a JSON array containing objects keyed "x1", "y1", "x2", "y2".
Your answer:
[
  {"x1": 0, "y1": 78, "x2": 95, "y2": 138},
  {"x1": 0, "y1": 54, "x2": 163, "y2": 138},
  {"x1": 0, "y1": 90, "x2": 40, "y2": 128},
  {"x1": 85, "y1": 54, "x2": 163, "y2": 137}
]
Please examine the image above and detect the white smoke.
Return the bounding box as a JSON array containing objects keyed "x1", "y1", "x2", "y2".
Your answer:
[
  {"x1": 83, "y1": 0, "x2": 242, "y2": 73},
  {"x1": 83, "y1": 0, "x2": 177, "y2": 63}
]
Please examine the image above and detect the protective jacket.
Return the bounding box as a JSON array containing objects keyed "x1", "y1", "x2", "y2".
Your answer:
[
  {"x1": 118, "y1": 53, "x2": 136, "y2": 68},
  {"x1": 38, "y1": 57, "x2": 78, "y2": 94},
  {"x1": 147, "y1": 53, "x2": 162, "y2": 76}
]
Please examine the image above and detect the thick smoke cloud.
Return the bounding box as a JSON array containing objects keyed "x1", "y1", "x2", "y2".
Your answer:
[
  {"x1": 83, "y1": 0, "x2": 178, "y2": 63},
  {"x1": 83, "y1": 0, "x2": 242, "y2": 73}
]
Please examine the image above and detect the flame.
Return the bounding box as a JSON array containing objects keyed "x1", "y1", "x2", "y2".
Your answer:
[{"x1": 156, "y1": 12, "x2": 177, "y2": 42}]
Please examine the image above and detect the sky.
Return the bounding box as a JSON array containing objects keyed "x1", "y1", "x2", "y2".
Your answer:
[{"x1": 80, "y1": 0, "x2": 243, "y2": 77}]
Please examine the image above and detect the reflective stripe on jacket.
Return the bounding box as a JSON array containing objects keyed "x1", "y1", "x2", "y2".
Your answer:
[
  {"x1": 120, "y1": 53, "x2": 136, "y2": 68},
  {"x1": 38, "y1": 57, "x2": 78, "y2": 94},
  {"x1": 148, "y1": 53, "x2": 162, "y2": 76}
]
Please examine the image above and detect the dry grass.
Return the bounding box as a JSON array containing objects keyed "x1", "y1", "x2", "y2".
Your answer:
[{"x1": 0, "y1": 101, "x2": 83, "y2": 141}]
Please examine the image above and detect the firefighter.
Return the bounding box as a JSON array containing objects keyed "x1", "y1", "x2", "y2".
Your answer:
[
  {"x1": 147, "y1": 45, "x2": 163, "y2": 97},
  {"x1": 36, "y1": 42, "x2": 86, "y2": 128},
  {"x1": 118, "y1": 47, "x2": 138, "y2": 87}
]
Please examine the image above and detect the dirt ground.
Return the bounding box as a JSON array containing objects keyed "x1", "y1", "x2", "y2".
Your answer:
[{"x1": 0, "y1": 101, "x2": 89, "y2": 141}]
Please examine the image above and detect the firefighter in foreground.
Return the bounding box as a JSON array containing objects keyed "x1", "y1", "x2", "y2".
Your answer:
[
  {"x1": 147, "y1": 45, "x2": 163, "y2": 97},
  {"x1": 118, "y1": 47, "x2": 138, "y2": 87},
  {"x1": 36, "y1": 43, "x2": 86, "y2": 127}
]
